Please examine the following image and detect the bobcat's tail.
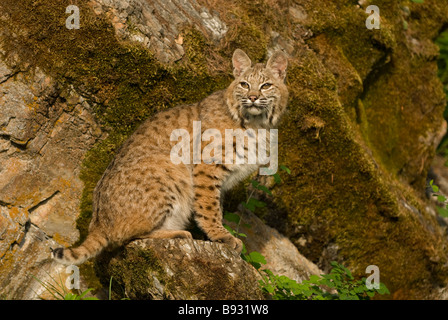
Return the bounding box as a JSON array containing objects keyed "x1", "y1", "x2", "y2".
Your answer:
[{"x1": 51, "y1": 230, "x2": 108, "y2": 266}]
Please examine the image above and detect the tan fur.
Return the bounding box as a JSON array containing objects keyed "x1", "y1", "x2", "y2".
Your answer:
[{"x1": 52, "y1": 49, "x2": 289, "y2": 265}]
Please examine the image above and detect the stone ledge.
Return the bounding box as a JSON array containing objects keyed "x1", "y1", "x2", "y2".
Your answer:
[{"x1": 95, "y1": 238, "x2": 265, "y2": 300}]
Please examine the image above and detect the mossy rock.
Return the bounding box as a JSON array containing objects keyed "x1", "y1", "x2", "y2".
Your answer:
[
  {"x1": 264, "y1": 0, "x2": 448, "y2": 299},
  {"x1": 95, "y1": 239, "x2": 265, "y2": 300},
  {"x1": 2, "y1": 0, "x2": 448, "y2": 300}
]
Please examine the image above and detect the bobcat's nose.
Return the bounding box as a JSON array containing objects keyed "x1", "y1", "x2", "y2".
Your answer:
[{"x1": 248, "y1": 95, "x2": 258, "y2": 102}]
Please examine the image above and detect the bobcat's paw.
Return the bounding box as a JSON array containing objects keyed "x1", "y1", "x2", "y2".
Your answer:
[{"x1": 214, "y1": 235, "x2": 243, "y2": 253}]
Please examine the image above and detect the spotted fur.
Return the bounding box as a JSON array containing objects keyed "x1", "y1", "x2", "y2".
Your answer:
[{"x1": 52, "y1": 49, "x2": 289, "y2": 265}]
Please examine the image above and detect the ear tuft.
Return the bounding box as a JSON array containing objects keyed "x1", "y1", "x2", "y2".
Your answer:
[
  {"x1": 232, "y1": 49, "x2": 252, "y2": 78},
  {"x1": 266, "y1": 51, "x2": 288, "y2": 80}
]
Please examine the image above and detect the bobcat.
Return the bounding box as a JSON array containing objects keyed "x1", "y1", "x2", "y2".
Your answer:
[{"x1": 52, "y1": 49, "x2": 289, "y2": 265}]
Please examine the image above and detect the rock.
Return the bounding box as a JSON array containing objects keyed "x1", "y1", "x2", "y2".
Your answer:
[
  {"x1": 226, "y1": 209, "x2": 322, "y2": 283},
  {"x1": 0, "y1": 52, "x2": 105, "y2": 299},
  {"x1": 95, "y1": 239, "x2": 265, "y2": 300},
  {"x1": 93, "y1": 208, "x2": 322, "y2": 300},
  {"x1": 89, "y1": 0, "x2": 228, "y2": 63},
  {"x1": 431, "y1": 155, "x2": 448, "y2": 197},
  {"x1": 1, "y1": 0, "x2": 448, "y2": 300}
]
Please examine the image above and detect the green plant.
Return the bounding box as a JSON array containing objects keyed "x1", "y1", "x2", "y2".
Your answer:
[
  {"x1": 61, "y1": 289, "x2": 98, "y2": 300},
  {"x1": 429, "y1": 180, "x2": 448, "y2": 217},
  {"x1": 32, "y1": 272, "x2": 130, "y2": 300},
  {"x1": 223, "y1": 211, "x2": 267, "y2": 269},
  {"x1": 32, "y1": 273, "x2": 99, "y2": 300},
  {"x1": 224, "y1": 166, "x2": 390, "y2": 300},
  {"x1": 224, "y1": 165, "x2": 291, "y2": 268},
  {"x1": 259, "y1": 262, "x2": 389, "y2": 300}
]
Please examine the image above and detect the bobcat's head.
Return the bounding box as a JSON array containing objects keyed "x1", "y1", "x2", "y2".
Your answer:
[{"x1": 227, "y1": 49, "x2": 289, "y2": 128}]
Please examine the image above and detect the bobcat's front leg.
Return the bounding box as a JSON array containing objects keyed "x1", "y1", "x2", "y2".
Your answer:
[{"x1": 192, "y1": 164, "x2": 243, "y2": 252}]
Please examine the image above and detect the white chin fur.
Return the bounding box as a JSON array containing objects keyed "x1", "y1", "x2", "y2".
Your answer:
[{"x1": 245, "y1": 106, "x2": 264, "y2": 115}]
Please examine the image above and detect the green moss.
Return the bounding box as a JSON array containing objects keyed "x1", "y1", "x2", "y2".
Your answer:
[
  {"x1": 361, "y1": 54, "x2": 445, "y2": 184},
  {"x1": 269, "y1": 49, "x2": 448, "y2": 298},
  {"x1": 76, "y1": 132, "x2": 127, "y2": 244},
  {"x1": 224, "y1": 19, "x2": 269, "y2": 63},
  {"x1": 215, "y1": 0, "x2": 281, "y2": 63},
  {"x1": 95, "y1": 246, "x2": 165, "y2": 300},
  {"x1": 3, "y1": 0, "x2": 448, "y2": 300},
  {"x1": 256, "y1": 0, "x2": 448, "y2": 299}
]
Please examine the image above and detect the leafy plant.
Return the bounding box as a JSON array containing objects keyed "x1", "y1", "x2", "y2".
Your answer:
[
  {"x1": 224, "y1": 165, "x2": 390, "y2": 300},
  {"x1": 32, "y1": 273, "x2": 99, "y2": 300},
  {"x1": 224, "y1": 164, "x2": 291, "y2": 268},
  {"x1": 429, "y1": 180, "x2": 448, "y2": 217},
  {"x1": 61, "y1": 288, "x2": 98, "y2": 300},
  {"x1": 223, "y1": 211, "x2": 267, "y2": 269},
  {"x1": 259, "y1": 261, "x2": 389, "y2": 300}
]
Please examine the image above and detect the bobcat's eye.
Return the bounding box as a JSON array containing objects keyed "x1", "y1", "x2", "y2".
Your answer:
[
  {"x1": 261, "y1": 83, "x2": 272, "y2": 90},
  {"x1": 240, "y1": 82, "x2": 250, "y2": 89}
]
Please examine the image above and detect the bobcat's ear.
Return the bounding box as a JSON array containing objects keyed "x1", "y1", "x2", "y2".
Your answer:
[
  {"x1": 266, "y1": 51, "x2": 288, "y2": 81},
  {"x1": 232, "y1": 49, "x2": 252, "y2": 78}
]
